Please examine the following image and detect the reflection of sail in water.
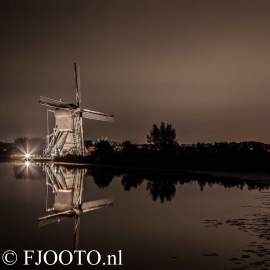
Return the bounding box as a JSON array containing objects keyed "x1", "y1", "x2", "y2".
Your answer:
[{"x1": 38, "y1": 163, "x2": 113, "y2": 250}]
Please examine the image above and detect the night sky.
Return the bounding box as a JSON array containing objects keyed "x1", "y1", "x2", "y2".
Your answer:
[{"x1": 1, "y1": 0, "x2": 270, "y2": 144}]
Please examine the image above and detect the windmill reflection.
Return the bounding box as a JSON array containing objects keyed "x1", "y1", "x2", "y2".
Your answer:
[{"x1": 38, "y1": 163, "x2": 113, "y2": 250}]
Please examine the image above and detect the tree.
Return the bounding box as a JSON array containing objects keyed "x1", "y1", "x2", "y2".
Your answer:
[
  {"x1": 93, "y1": 140, "x2": 113, "y2": 157},
  {"x1": 146, "y1": 122, "x2": 178, "y2": 150},
  {"x1": 122, "y1": 141, "x2": 137, "y2": 155}
]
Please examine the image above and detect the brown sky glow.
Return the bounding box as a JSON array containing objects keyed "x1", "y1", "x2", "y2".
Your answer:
[{"x1": 1, "y1": 0, "x2": 270, "y2": 143}]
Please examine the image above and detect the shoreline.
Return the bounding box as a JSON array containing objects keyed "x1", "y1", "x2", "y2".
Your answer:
[
  {"x1": 53, "y1": 162, "x2": 270, "y2": 185},
  {"x1": 4, "y1": 158, "x2": 270, "y2": 185}
]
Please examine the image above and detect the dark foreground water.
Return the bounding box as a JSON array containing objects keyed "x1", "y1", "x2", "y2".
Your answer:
[{"x1": 1, "y1": 162, "x2": 270, "y2": 269}]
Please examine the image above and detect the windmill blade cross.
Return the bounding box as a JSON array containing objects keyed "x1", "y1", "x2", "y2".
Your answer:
[{"x1": 39, "y1": 64, "x2": 114, "y2": 158}]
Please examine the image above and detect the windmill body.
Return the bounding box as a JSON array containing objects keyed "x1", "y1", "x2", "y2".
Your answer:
[{"x1": 39, "y1": 64, "x2": 114, "y2": 157}]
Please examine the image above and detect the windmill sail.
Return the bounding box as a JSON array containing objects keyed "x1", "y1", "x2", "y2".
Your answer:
[
  {"x1": 74, "y1": 63, "x2": 81, "y2": 108},
  {"x1": 39, "y1": 96, "x2": 77, "y2": 109},
  {"x1": 38, "y1": 210, "x2": 72, "y2": 227},
  {"x1": 82, "y1": 110, "x2": 114, "y2": 122},
  {"x1": 73, "y1": 214, "x2": 80, "y2": 251},
  {"x1": 82, "y1": 198, "x2": 113, "y2": 212}
]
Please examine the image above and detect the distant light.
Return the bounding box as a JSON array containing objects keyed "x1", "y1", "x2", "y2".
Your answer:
[
  {"x1": 25, "y1": 153, "x2": 30, "y2": 158},
  {"x1": 25, "y1": 161, "x2": 30, "y2": 166}
]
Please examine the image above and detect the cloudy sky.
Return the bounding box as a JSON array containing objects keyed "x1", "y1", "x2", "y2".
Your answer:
[{"x1": 1, "y1": 0, "x2": 270, "y2": 144}]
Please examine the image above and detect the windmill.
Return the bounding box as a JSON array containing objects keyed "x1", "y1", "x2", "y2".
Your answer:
[
  {"x1": 39, "y1": 63, "x2": 114, "y2": 157},
  {"x1": 38, "y1": 163, "x2": 113, "y2": 251}
]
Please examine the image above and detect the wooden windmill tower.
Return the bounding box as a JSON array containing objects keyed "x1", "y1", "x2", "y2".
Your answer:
[{"x1": 39, "y1": 64, "x2": 114, "y2": 157}]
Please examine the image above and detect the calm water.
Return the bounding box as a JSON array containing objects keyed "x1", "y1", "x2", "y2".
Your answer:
[{"x1": 0, "y1": 162, "x2": 270, "y2": 269}]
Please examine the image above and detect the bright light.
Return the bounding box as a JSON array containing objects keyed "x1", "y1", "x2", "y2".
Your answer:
[
  {"x1": 25, "y1": 153, "x2": 30, "y2": 158},
  {"x1": 25, "y1": 161, "x2": 30, "y2": 166}
]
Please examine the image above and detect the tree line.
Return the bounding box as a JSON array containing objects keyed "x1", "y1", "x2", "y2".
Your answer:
[
  {"x1": 4, "y1": 122, "x2": 270, "y2": 171},
  {"x1": 58, "y1": 122, "x2": 270, "y2": 172}
]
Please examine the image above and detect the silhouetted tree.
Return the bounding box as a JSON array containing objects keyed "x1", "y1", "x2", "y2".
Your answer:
[
  {"x1": 122, "y1": 141, "x2": 133, "y2": 150},
  {"x1": 147, "y1": 122, "x2": 178, "y2": 150},
  {"x1": 93, "y1": 140, "x2": 113, "y2": 156},
  {"x1": 121, "y1": 173, "x2": 144, "y2": 191},
  {"x1": 146, "y1": 180, "x2": 177, "y2": 203},
  {"x1": 89, "y1": 169, "x2": 114, "y2": 188},
  {"x1": 122, "y1": 141, "x2": 138, "y2": 157}
]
